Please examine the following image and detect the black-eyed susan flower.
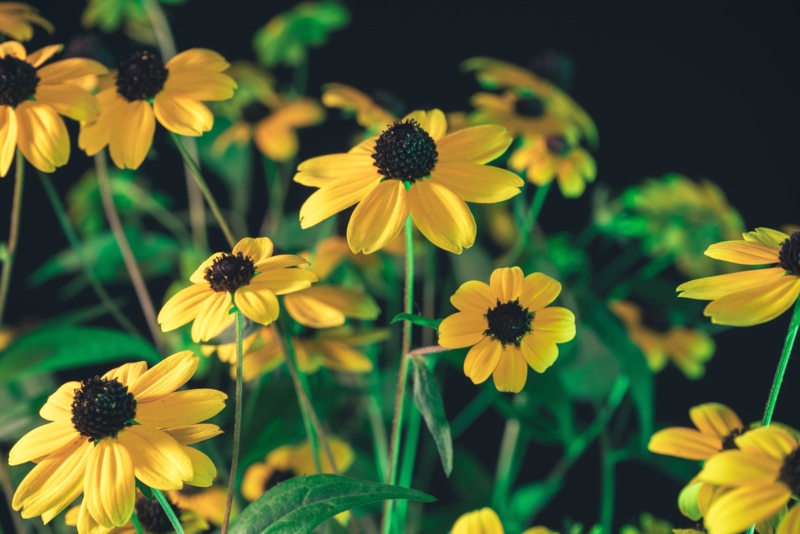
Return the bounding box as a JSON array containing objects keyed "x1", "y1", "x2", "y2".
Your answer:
[
  {"x1": 677, "y1": 228, "x2": 800, "y2": 326},
  {"x1": 697, "y1": 426, "x2": 800, "y2": 534},
  {"x1": 295, "y1": 109, "x2": 523, "y2": 254},
  {"x1": 293, "y1": 326, "x2": 387, "y2": 374},
  {"x1": 158, "y1": 237, "x2": 317, "y2": 343},
  {"x1": 438, "y1": 266, "x2": 576, "y2": 393},
  {"x1": 0, "y1": 2, "x2": 53, "y2": 41},
  {"x1": 0, "y1": 41, "x2": 106, "y2": 176},
  {"x1": 451, "y1": 507, "x2": 505, "y2": 534},
  {"x1": 79, "y1": 48, "x2": 237, "y2": 169},
  {"x1": 212, "y1": 61, "x2": 324, "y2": 162},
  {"x1": 648, "y1": 403, "x2": 745, "y2": 461},
  {"x1": 168, "y1": 485, "x2": 232, "y2": 527},
  {"x1": 9, "y1": 351, "x2": 225, "y2": 531},
  {"x1": 609, "y1": 299, "x2": 715, "y2": 379},
  {"x1": 508, "y1": 133, "x2": 596, "y2": 198},
  {"x1": 321, "y1": 82, "x2": 395, "y2": 133},
  {"x1": 470, "y1": 89, "x2": 578, "y2": 140},
  {"x1": 241, "y1": 436, "x2": 355, "y2": 501}
]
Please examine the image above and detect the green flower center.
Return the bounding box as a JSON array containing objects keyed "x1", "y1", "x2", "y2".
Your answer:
[
  {"x1": 71, "y1": 376, "x2": 137, "y2": 441},
  {"x1": 135, "y1": 496, "x2": 181, "y2": 534},
  {"x1": 116, "y1": 49, "x2": 168, "y2": 102},
  {"x1": 264, "y1": 468, "x2": 294, "y2": 492},
  {"x1": 204, "y1": 252, "x2": 256, "y2": 293},
  {"x1": 0, "y1": 55, "x2": 39, "y2": 107},
  {"x1": 484, "y1": 298, "x2": 534, "y2": 347},
  {"x1": 545, "y1": 135, "x2": 571, "y2": 157},
  {"x1": 778, "y1": 232, "x2": 800, "y2": 276},
  {"x1": 721, "y1": 428, "x2": 744, "y2": 450},
  {"x1": 513, "y1": 95, "x2": 545, "y2": 118},
  {"x1": 241, "y1": 101, "x2": 271, "y2": 124},
  {"x1": 372, "y1": 119, "x2": 438, "y2": 182}
]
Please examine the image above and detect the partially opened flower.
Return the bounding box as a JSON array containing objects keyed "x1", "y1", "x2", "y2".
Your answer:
[
  {"x1": 295, "y1": 109, "x2": 523, "y2": 254},
  {"x1": 438, "y1": 267, "x2": 576, "y2": 393},
  {"x1": 0, "y1": 2, "x2": 53, "y2": 41},
  {"x1": 451, "y1": 507, "x2": 505, "y2": 534},
  {"x1": 648, "y1": 403, "x2": 745, "y2": 461},
  {"x1": 677, "y1": 228, "x2": 800, "y2": 326},
  {"x1": 0, "y1": 41, "x2": 107, "y2": 176},
  {"x1": 508, "y1": 133, "x2": 596, "y2": 198},
  {"x1": 9, "y1": 351, "x2": 225, "y2": 531},
  {"x1": 158, "y1": 237, "x2": 317, "y2": 342},
  {"x1": 79, "y1": 48, "x2": 237, "y2": 169}
]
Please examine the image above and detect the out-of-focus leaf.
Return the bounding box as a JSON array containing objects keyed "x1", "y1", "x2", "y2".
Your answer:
[
  {"x1": 229, "y1": 474, "x2": 434, "y2": 534},
  {"x1": 506, "y1": 479, "x2": 562, "y2": 531},
  {"x1": 0, "y1": 326, "x2": 161, "y2": 384},
  {"x1": 391, "y1": 313, "x2": 441, "y2": 330},
  {"x1": 411, "y1": 357, "x2": 452, "y2": 476},
  {"x1": 558, "y1": 327, "x2": 621, "y2": 402},
  {"x1": 195, "y1": 118, "x2": 253, "y2": 215}
]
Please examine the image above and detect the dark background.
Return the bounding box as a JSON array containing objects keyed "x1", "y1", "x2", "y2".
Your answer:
[{"x1": 3, "y1": 0, "x2": 800, "y2": 531}]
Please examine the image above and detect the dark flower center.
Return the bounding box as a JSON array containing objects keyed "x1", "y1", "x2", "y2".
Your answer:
[
  {"x1": 372, "y1": 119, "x2": 438, "y2": 182},
  {"x1": 264, "y1": 469, "x2": 294, "y2": 492},
  {"x1": 0, "y1": 55, "x2": 39, "y2": 107},
  {"x1": 241, "y1": 101, "x2": 271, "y2": 124},
  {"x1": 71, "y1": 376, "x2": 137, "y2": 441},
  {"x1": 514, "y1": 95, "x2": 545, "y2": 118},
  {"x1": 484, "y1": 298, "x2": 534, "y2": 347},
  {"x1": 778, "y1": 232, "x2": 800, "y2": 276},
  {"x1": 204, "y1": 252, "x2": 256, "y2": 293},
  {"x1": 779, "y1": 447, "x2": 800, "y2": 492},
  {"x1": 721, "y1": 428, "x2": 744, "y2": 450},
  {"x1": 545, "y1": 135, "x2": 571, "y2": 157},
  {"x1": 135, "y1": 496, "x2": 181, "y2": 534},
  {"x1": 116, "y1": 49, "x2": 169, "y2": 102}
]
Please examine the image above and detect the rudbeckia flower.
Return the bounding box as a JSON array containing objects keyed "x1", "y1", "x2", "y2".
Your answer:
[
  {"x1": 648, "y1": 403, "x2": 745, "y2": 461},
  {"x1": 158, "y1": 237, "x2": 317, "y2": 343},
  {"x1": 451, "y1": 508, "x2": 505, "y2": 534},
  {"x1": 79, "y1": 48, "x2": 237, "y2": 169},
  {"x1": 293, "y1": 326, "x2": 387, "y2": 374},
  {"x1": 9, "y1": 351, "x2": 226, "y2": 531},
  {"x1": 438, "y1": 267, "x2": 576, "y2": 393},
  {"x1": 321, "y1": 82, "x2": 395, "y2": 132},
  {"x1": 0, "y1": 41, "x2": 106, "y2": 176},
  {"x1": 677, "y1": 228, "x2": 800, "y2": 326},
  {"x1": 169, "y1": 485, "x2": 232, "y2": 527},
  {"x1": 508, "y1": 133, "x2": 596, "y2": 198},
  {"x1": 610, "y1": 299, "x2": 715, "y2": 379},
  {"x1": 0, "y1": 2, "x2": 53, "y2": 41},
  {"x1": 470, "y1": 89, "x2": 579, "y2": 140},
  {"x1": 295, "y1": 109, "x2": 523, "y2": 254}
]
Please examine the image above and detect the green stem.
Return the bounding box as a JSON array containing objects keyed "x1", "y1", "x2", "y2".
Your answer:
[
  {"x1": 222, "y1": 308, "x2": 244, "y2": 534},
  {"x1": 395, "y1": 395, "x2": 422, "y2": 533},
  {"x1": 382, "y1": 216, "x2": 415, "y2": 534},
  {"x1": 0, "y1": 151, "x2": 23, "y2": 327},
  {"x1": 609, "y1": 252, "x2": 675, "y2": 300},
  {"x1": 95, "y1": 152, "x2": 165, "y2": 353},
  {"x1": 368, "y1": 394, "x2": 389, "y2": 482},
  {"x1": 292, "y1": 58, "x2": 309, "y2": 96},
  {"x1": 498, "y1": 182, "x2": 551, "y2": 267},
  {"x1": 0, "y1": 449, "x2": 24, "y2": 534},
  {"x1": 131, "y1": 513, "x2": 144, "y2": 534},
  {"x1": 593, "y1": 246, "x2": 644, "y2": 294},
  {"x1": 153, "y1": 488, "x2": 184, "y2": 534},
  {"x1": 599, "y1": 428, "x2": 615, "y2": 533},
  {"x1": 170, "y1": 133, "x2": 236, "y2": 249},
  {"x1": 760, "y1": 297, "x2": 800, "y2": 426},
  {"x1": 38, "y1": 171, "x2": 140, "y2": 336},
  {"x1": 491, "y1": 393, "x2": 526, "y2": 516}
]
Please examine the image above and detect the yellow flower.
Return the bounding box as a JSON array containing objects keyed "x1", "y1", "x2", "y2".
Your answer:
[
  {"x1": 438, "y1": 267, "x2": 576, "y2": 393},
  {"x1": 508, "y1": 133, "x2": 596, "y2": 198},
  {"x1": 470, "y1": 89, "x2": 578, "y2": 140},
  {"x1": 609, "y1": 300, "x2": 715, "y2": 379},
  {"x1": 521, "y1": 528, "x2": 558, "y2": 534},
  {"x1": 9, "y1": 351, "x2": 226, "y2": 531},
  {"x1": 0, "y1": 2, "x2": 53, "y2": 41},
  {"x1": 168, "y1": 485, "x2": 232, "y2": 527},
  {"x1": 451, "y1": 507, "x2": 505, "y2": 534},
  {"x1": 241, "y1": 436, "x2": 355, "y2": 501},
  {"x1": 295, "y1": 109, "x2": 523, "y2": 254},
  {"x1": 79, "y1": 48, "x2": 237, "y2": 169},
  {"x1": 0, "y1": 41, "x2": 106, "y2": 176},
  {"x1": 697, "y1": 426, "x2": 800, "y2": 534},
  {"x1": 321, "y1": 82, "x2": 395, "y2": 133},
  {"x1": 293, "y1": 326, "x2": 387, "y2": 374},
  {"x1": 158, "y1": 237, "x2": 316, "y2": 343},
  {"x1": 212, "y1": 61, "x2": 324, "y2": 162},
  {"x1": 648, "y1": 403, "x2": 745, "y2": 461},
  {"x1": 677, "y1": 228, "x2": 800, "y2": 326}
]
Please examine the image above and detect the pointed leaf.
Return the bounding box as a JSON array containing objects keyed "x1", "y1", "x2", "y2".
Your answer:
[
  {"x1": 411, "y1": 357, "x2": 453, "y2": 476},
  {"x1": 391, "y1": 313, "x2": 441, "y2": 330}
]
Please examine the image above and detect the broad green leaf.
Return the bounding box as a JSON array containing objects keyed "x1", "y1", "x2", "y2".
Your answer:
[
  {"x1": 0, "y1": 326, "x2": 161, "y2": 384},
  {"x1": 506, "y1": 479, "x2": 562, "y2": 530},
  {"x1": 411, "y1": 357, "x2": 452, "y2": 476},
  {"x1": 391, "y1": 313, "x2": 441, "y2": 330},
  {"x1": 229, "y1": 474, "x2": 434, "y2": 534}
]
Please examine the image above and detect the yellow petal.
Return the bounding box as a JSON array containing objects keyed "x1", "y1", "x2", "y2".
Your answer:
[
  {"x1": 408, "y1": 179, "x2": 476, "y2": 254},
  {"x1": 520, "y1": 331, "x2": 558, "y2": 373},
  {"x1": 118, "y1": 426, "x2": 193, "y2": 489},
  {"x1": 158, "y1": 283, "x2": 214, "y2": 332},
  {"x1": 163, "y1": 71, "x2": 237, "y2": 101},
  {"x1": 273, "y1": 98, "x2": 325, "y2": 128},
  {"x1": 37, "y1": 58, "x2": 107, "y2": 84},
  {"x1": 15, "y1": 100, "x2": 69, "y2": 172},
  {"x1": 451, "y1": 508, "x2": 504, "y2": 534},
  {"x1": 257, "y1": 253, "x2": 310, "y2": 271},
  {"x1": 8, "y1": 420, "x2": 80, "y2": 465},
  {"x1": 249, "y1": 269, "x2": 317, "y2": 296},
  {"x1": 531, "y1": 307, "x2": 575, "y2": 343},
  {"x1": 128, "y1": 350, "x2": 197, "y2": 402},
  {"x1": 705, "y1": 241, "x2": 779, "y2": 265},
  {"x1": 492, "y1": 345, "x2": 528, "y2": 393},
  {"x1": 35, "y1": 83, "x2": 99, "y2": 121},
  {"x1": 429, "y1": 161, "x2": 522, "y2": 203},
  {"x1": 0, "y1": 41, "x2": 25, "y2": 59},
  {"x1": 234, "y1": 285, "x2": 280, "y2": 326},
  {"x1": 162, "y1": 424, "x2": 223, "y2": 445},
  {"x1": 189, "y1": 252, "x2": 225, "y2": 283},
  {"x1": 556, "y1": 163, "x2": 587, "y2": 198},
  {"x1": 743, "y1": 227, "x2": 790, "y2": 249},
  {"x1": 404, "y1": 109, "x2": 447, "y2": 141},
  {"x1": 0, "y1": 105, "x2": 18, "y2": 177},
  {"x1": 108, "y1": 100, "x2": 155, "y2": 170},
  {"x1": 450, "y1": 280, "x2": 495, "y2": 314},
  {"x1": 463, "y1": 336, "x2": 502, "y2": 384},
  {"x1": 777, "y1": 501, "x2": 800, "y2": 534},
  {"x1": 179, "y1": 446, "x2": 216, "y2": 487},
  {"x1": 136, "y1": 389, "x2": 227, "y2": 428},
  {"x1": 165, "y1": 48, "x2": 230, "y2": 73},
  {"x1": 254, "y1": 118, "x2": 298, "y2": 162},
  {"x1": 24, "y1": 45, "x2": 63, "y2": 69},
  {"x1": 103, "y1": 361, "x2": 148, "y2": 385},
  {"x1": 297, "y1": 153, "x2": 374, "y2": 177},
  {"x1": 78, "y1": 89, "x2": 126, "y2": 157},
  {"x1": 689, "y1": 403, "x2": 743, "y2": 438},
  {"x1": 647, "y1": 427, "x2": 723, "y2": 460},
  {"x1": 490, "y1": 266, "x2": 525, "y2": 302},
  {"x1": 703, "y1": 274, "x2": 800, "y2": 326},
  {"x1": 233, "y1": 237, "x2": 275, "y2": 267},
  {"x1": 677, "y1": 267, "x2": 785, "y2": 300},
  {"x1": 298, "y1": 171, "x2": 382, "y2": 229},
  {"x1": 84, "y1": 439, "x2": 135, "y2": 528},
  {"x1": 438, "y1": 311, "x2": 487, "y2": 348},
  {"x1": 735, "y1": 427, "x2": 798, "y2": 460},
  {"x1": 153, "y1": 91, "x2": 213, "y2": 136},
  {"x1": 191, "y1": 291, "x2": 234, "y2": 343},
  {"x1": 705, "y1": 484, "x2": 790, "y2": 534},
  {"x1": 39, "y1": 380, "x2": 80, "y2": 421},
  {"x1": 347, "y1": 179, "x2": 409, "y2": 254},
  {"x1": 317, "y1": 340, "x2": 373, "y2": 373},
  {"x1": 285, "y1": 286, "x2": 379, "y2": 328},
  {"x1": 699, "y1": 450, "x2": 782, "y2": 486},
  {"x1": 437, "y1": 125, "x2": 512, "y2": 164}
]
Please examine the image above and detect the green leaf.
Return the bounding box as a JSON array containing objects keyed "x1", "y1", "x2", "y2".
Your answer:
[
  {"x1": 0, "y1": 326, "x2": 161, "y2": 384},
  {"x1": 229, "y1": 474, "x2": 435, "y2": 534},
  {"x1": 390, "y1": 313, "x2": 441, "y2": 330},
  {"x1": 506, "y1": 479, "x2": 562, "y2": 530},
  {"x1": 411, "y1": 357, "x2": 453, "y2": 476}
]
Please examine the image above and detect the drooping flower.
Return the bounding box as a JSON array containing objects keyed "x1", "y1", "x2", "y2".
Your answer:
[
  {"x1": 9, "y1": 351, "x2": 226, "y2": 532},
  {"x1": 438, "y1": 267, "x2": 576, "y2": 393},
  {"x1": 648, "y1": 403, "x2": 745, "y2": 461},
  {"x1": 295, "y1": 109, "x2": 523, "y2": 254},
  {"x1": 79, "y1": 48, "x2": 237, "y2": 169},
  {"x1": 508, "y1": 132, "x2": 596, "y2": 198},
  {"x1": 677, "y1": 228, "x2": 800, "y2": 326},
  {"x1": 0, "y1": 41, "x2": 107, "y2": 176},
  {"x1": 0, "y1": 2, "x2": 53, "y2": 41},
  {"x1": 158, "y1": 237, "x2": 317, "y2": 342}
]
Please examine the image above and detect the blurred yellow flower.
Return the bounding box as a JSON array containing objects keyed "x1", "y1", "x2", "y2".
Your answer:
[
  {"x1": 508, "y1": 133, "x2": 596, "y2": 198},
  {"x1": 168, "y1": 485, "x2": 232, "y2": 527},
  {"x1": 648, "y1": 403, "x2": 745, "y2": 461},
  {"x1": 321, "y1": 82, "x2": 395, "y2": 133},
  {"x1": 451, "y1": 507, "x2": 505, "y2": 534},
  {"x1": 0, "y1": 2, "x2": 53, "y2": 41}
]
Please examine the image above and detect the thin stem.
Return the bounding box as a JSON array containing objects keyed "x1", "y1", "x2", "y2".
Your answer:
[
  {"x1": 131, "y1": 513, "x2": 144, "y2": 534},
  {"x1": 292, "y1": 58, "x2": 309, "y2": 96},
  {"x1": 367, "y1": 394, "x2": 389, "y2": 482},
  {"x1": 153, "y1": 489, "x2": 184, "y2": 534},
  {"x1": 498, "y1": 182, "x2": 551, "y2": 267},
  {"x1": 38, "y1": 171, "x2": 140, "y2": 336},
  {"x1": 599, "y1": 429, "x2": 615, "y2": 533},
  {"x1": 490, "y1": 393, "x2": 525, "y2": 516},
  {"x1": 395, "y1": 395, "x2": 422, "y2": 533},
  {"x1": 95, "y1": 152, "x2": 165, "y2": 353},
  {"x1": 760, "y1": 297, "x2": 800, "y2": 426},
  {"x1": 222, "y1": 308, "x2": 244, "y2": 534},
  {"x1": 609, "y1": 252, "x2": 675, "y2": 300},
  {"x1": 381, "y1": 216, "x2": 415, "y2": 534},
  {"x1": 171, "y1": 133, "x2": 236, "y2": 249},
  {"x1": 0, "y1": 151, "x2": 24, "y2": 327}
]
